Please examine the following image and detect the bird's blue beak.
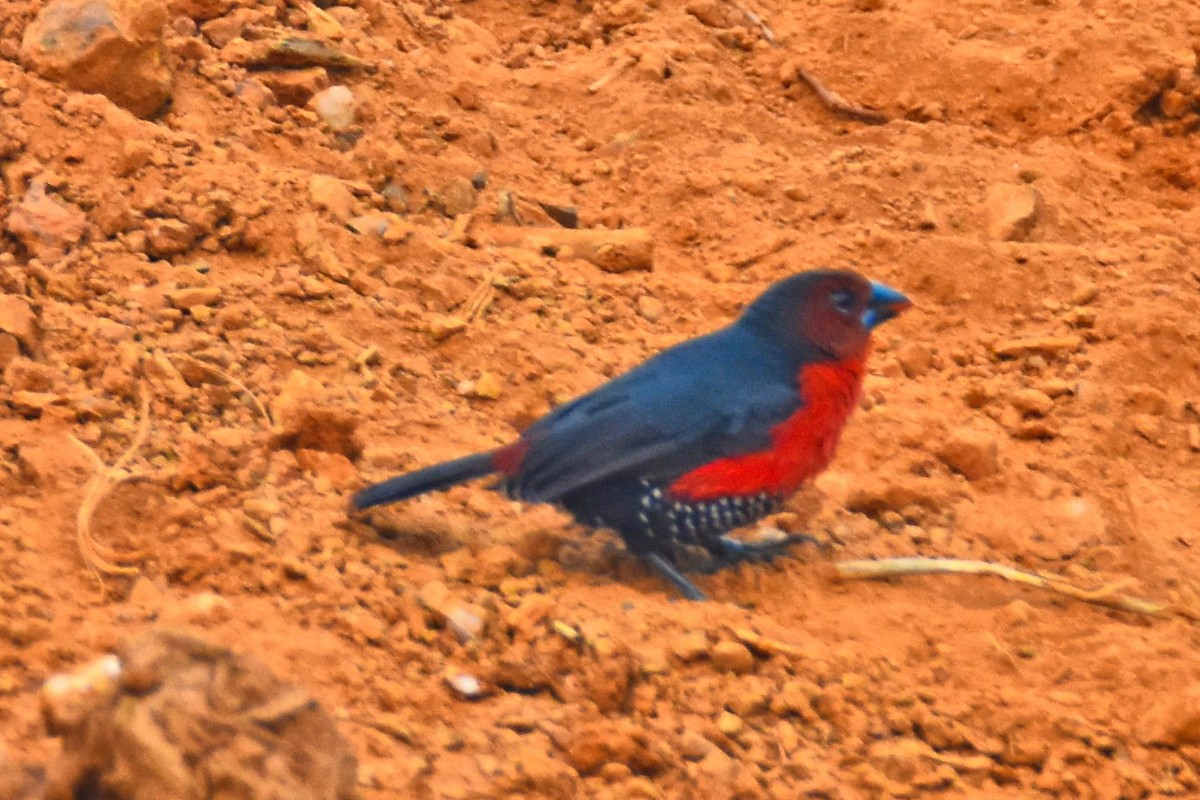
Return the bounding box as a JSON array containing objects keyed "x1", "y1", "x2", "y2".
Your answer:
[{"x1": 862, "y1": 281, "x2": 912, "y2": 330}]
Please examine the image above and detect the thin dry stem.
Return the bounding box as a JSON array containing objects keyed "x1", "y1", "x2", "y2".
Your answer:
[
  {"x1": 165, "y1": 352, "x2": 272, "y2": 424},
  {"x1": 985, "y1": 632, "x2": 1020, "y2": 671},
  {"x1": 834, "y1": 557, "x2": 1200, "y2": 621}
]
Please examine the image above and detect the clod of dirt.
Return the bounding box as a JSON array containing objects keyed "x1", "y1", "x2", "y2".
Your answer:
[
  {"x1": 21, "y1": 0, "x2": 172, "y2": 118},
  {"x1": 985, "y1": 182, "x2": 1041, "y2": 242},
  {"x1": 485, "y1": 225, "x2": 654, "y2": 273},
  {"x1": 271, "y1": 370, "x2": 363, "y2": 460},
  {"x1": 1010, "y1": 387, "x2": 1056, "y2": 418},
  {"x1": 38, "y1": 630, "x2": 357, "y2": 800},
  {"x1": 671, "y1": 629, "x2": 710, "y2": 662},
  {"x1": 259, "y1": 67, "x2": 330, "y2": 107},
  {"x1": 0, "y1": 294, "x2": 41, "y2": 366},
  {"x1": 685, "y1": 0, "x2": 743, "y2": 30},
  {"x1": 487, "y1": 627, "x2": 640, "y2": 715},
  {"x1": 0, "y1": 749, "x2": 43, "y2": 800},
  {"x1": 560, "y1": 718, "x2": 670, "y2": 776},
  {"x1": 894, "y1": 341, "x2": 934, "y2": 379},
  {"x1": 5, "y1": 181, "x2": 89, "y2": 263},
  {"x1": 309, "y1": 176, "x2": 355, "y2": 222},
  {"x1": 992, "y1": 335, "x2": 1082, "y2": 359},
  {"x1": 1138, "y1": 686, "x2": 1200, "y2": 746},
  {"x1": 709, "y1": 640, "x2": 755, "y2": 674},
  {"x1": 143, "y1": 218, "x2": 198, "y2": 258},
  {"x1": 430, "y1": 176, "x2": 478, "y2": 218},
  {"x1": 167, "y1": 0, "x2": 234, "y2": 23},
  {"x1": 1130, "y1": 412, "x2": 1164, "y2": 444},
  {"x1": 164, "y1": 285, "x2": 222, "y2": 310},
  {"x1": 5, "y1": 357, "x2": 55, "y2": 392},
  {"x1": 936, "y1": 427, "x2": 1000, "y2": 481}
]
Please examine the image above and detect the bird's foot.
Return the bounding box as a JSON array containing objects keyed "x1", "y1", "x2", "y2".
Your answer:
[
  {"x1": 639, "y1": 533, "x2": 822, "y2": 599},
  {"x1": 642, "y1": 552, "x2": 708, "y2": 601},
  {"x1": 698, "y1": 532, "x2": 822, "y2": 574}
]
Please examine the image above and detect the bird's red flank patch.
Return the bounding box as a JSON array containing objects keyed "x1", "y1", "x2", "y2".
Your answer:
[
  {"x1": 668, "y1": 355, "x2": 867, "y2": 501},
  {"x1": 492, "y1": 440, "x2": 529, "y2": 475}
]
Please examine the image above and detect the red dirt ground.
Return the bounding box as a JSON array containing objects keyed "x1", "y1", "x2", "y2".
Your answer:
[{"x1": 3, "y1": 0, "x2": 1200, "y2": 797}]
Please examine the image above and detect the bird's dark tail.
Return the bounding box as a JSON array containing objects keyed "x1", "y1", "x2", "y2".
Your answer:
[{"x1": 351, "y1": 452, "x2": 496, "y2": 510}]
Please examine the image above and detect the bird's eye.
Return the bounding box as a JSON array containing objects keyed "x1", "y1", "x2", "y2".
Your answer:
[{"x1": 830, "y1": 289, "x2": 854, "y2": 314}]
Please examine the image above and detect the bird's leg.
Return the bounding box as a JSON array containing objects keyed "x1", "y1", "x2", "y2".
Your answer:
[
  {"x1": 642, "y1": 552, "x2": 708, "y2": 601},
  {"x1": 699, "y1": 532, "x2": 823, "y2": 573}
]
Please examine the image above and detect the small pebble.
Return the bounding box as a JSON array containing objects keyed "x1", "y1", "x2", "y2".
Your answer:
[
  {"x1": 473, "y1": 372, "x2": 503, "y2": 399},
  {"x1": 637, "y1": 295, "x2": 663, "y2": 322},
  {"x1": 445, "y1": 604, "x2": 486, "y2": 643},
  {"x1": 1010, "y1": 388, "x2": 1055, "y2": 417},
  {"x1": 716, "y1": 710, "x2": 743, "y2": 737},
  {"x1": 429, "y1": 315, "x2": 468, "y2": 341},
  {"x1": 445, "y1": 672, "x2": 484, "y2": 699},
  {"x1": 671, "y1": 630, "x2": 709, "y2": 662},
  {"x1": 710, "y1": 641, "x2": 755, "y2": 674},
  {"x1": 1070, "y1": 280, "x2": 1099, "y2": 305},
  {"x1": 895, "y1": 342, "x2": 933, "y2": 378},
  {"x1": 310, "y1": 85, "x2": 356, "y2": 131},
  {"x1": 1131, "y1": 414, "x2": 1163, "y2": 444},
  {"x1": 677, "y1": 728, "x2": 712, "y2": 760}
]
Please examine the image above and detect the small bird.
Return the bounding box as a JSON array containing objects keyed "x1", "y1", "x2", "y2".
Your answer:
[{"x1": 353, "y1": 269, "x2": 911, "y2": 600}]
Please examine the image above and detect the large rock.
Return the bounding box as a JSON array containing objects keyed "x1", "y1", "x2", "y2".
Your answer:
[
  {"x1": 39, "y1": 630, "x2": 358, "y2": 800},
  {"x1": 22, "y1": 0, "x2": 172, "y2": 118}
]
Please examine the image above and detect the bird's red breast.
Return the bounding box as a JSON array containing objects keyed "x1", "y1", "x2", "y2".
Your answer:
[{"x1": 667, "y1": 354, "x2": 867, "y2": 501}]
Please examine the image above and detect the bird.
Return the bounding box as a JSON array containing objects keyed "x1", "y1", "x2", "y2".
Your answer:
[{"x1": 352, "y1": 269, "x2": 911, "y2": 601}]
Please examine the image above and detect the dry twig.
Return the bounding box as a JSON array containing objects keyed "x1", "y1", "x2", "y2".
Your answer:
[
  {"x1": 735, "y1": 3, "x2": 777, "y2": 46},
  {"x1": 461, "y1": 273, "x2": 496, "y2": 322},
  {"x1": 834, "y1": 557, "x2": 1200, "y2": 621},
  {"x1": 588, "y1": 56, "x2": 637, "y2": 94},
  {"x1": 720, "y1": 0, "x2": 887, "y2": 125},
  {"x1": 734, "y1": 235, "x2": 796, "y2": 269},
  {"x1": 794, "y1": 66, "x2": 888, "y2": 125}
]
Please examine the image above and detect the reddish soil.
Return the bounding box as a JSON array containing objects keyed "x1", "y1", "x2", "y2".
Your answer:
[{"x1": 3, "y1": 0, "x2": 1200, "y2": 797}]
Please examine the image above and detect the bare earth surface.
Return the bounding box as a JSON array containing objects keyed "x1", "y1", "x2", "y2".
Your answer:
[{"x1": 3, "y1": 0, "x2": 1200, "y2": 797}]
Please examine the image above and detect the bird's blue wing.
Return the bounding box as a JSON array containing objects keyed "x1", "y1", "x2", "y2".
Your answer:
[{"x1": 505, "y1": 326, "x2": 800, "y2": 502}]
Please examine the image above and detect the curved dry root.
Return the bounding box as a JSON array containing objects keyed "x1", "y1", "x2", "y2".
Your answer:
[{"x1": 69, "y1": 390, "x2": 152, "y2": 593}]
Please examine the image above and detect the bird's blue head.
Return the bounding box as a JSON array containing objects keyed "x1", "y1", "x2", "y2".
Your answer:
[{"x1": 741, "y1": 269, "x2": 912, "y2": 363}]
